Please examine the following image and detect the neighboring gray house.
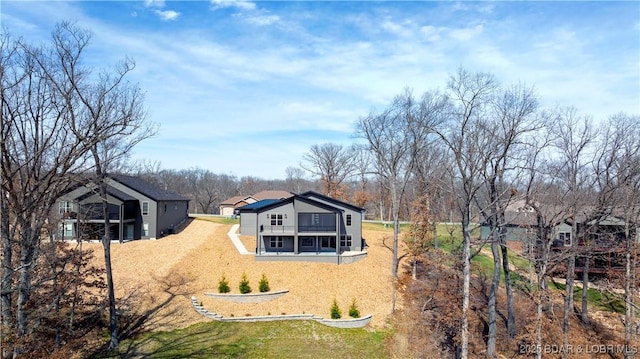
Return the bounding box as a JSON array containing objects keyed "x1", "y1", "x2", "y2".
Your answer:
[
  {"x1": 235, "y1": 191, "x2": 366, "y2": 264},
  {"x1": 56, "y1": 174, "x2": 189, "y2": 241},
  {"x1": 479, "y1": 199, "x2": 538, "y2": 253}
]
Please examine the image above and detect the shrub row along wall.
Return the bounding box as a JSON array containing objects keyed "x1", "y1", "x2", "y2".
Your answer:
[{"x1": 191, "y1": 296, "x2": 372, "y2": 328}]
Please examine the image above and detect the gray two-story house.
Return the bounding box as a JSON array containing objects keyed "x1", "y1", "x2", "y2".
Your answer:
[
  {"x1": 57, "y1": 174, "x2": 189, "y2": 241},
  {"x1": 235, "y1": 191, "x2": 366, "y2": 264}
]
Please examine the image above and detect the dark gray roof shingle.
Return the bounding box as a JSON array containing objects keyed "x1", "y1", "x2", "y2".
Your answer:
[{"x1": 110, "y1": 174, "x2": 190, "y2": 202}]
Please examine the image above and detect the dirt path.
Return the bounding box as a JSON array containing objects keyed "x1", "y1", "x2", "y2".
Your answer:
[{"x1": 84, "y1": 219, "x2": 396, "y2": 332}]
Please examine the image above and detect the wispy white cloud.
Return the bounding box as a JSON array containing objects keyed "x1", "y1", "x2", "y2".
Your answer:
[
  {"x1": 144, "y1": 0, "x2": 165, "y2": 8},
  {"x1": 210, "y1": 0, "x2": 256, "y2": 11},
  {"x1": 234, "y1": 12, "x2": 280, "y2": 26},
  {"x1": 143, "y1": 0, "x2": 180, "y2": 21},
  {"x1": 420, "y1": 25, "x2": 444, "y2": 42},
  {"x1": 2, "y1": 1, "x2": 637, "y2": 178},
  {"x1": 448, "y1": 24, "x2": 484, "y2": 42},
  {"x1": 155, "y1": 10, "x2": 180, "y2": 21}
]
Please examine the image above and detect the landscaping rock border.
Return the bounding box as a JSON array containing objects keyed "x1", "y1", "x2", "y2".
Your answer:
[{"x1": 191, "y1": 296, "x2": 372, "y2": 328}]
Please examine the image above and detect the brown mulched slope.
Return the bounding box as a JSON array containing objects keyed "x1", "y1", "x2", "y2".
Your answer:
[{"x1": 83, "y1": 218, "x2": 396, "y2": 332}]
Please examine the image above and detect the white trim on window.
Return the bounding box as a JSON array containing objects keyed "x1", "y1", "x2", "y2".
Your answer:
[
  {"x1": 142, "y1": 201, "x2": 149, "y2": 216},
  {"x1": 59, "y1": 201, "x2": 73, "y2": 214}
]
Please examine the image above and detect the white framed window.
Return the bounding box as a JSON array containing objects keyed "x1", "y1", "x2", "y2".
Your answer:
[
  {"x1": 142, "y1": 201, "x2": 149, "y2": 216},
  {"x1": 269, "y1": 213, "x2": 283, "y2": 226},
  {"x1": 270, "y1": 237, "x2": 283, "y2": 248},
  {"x1": 559, "y1": 232, "x2": 571, "y2": 246},
  {"x1": 58, "y1": 223, "x2": 72, "y2": 238},
  {"x1": 346, "y1": 214, "x2": 352, "y2": 226},
  {"x1": 143, "y1": 223, "x2": 149, "y2": 237},
  {"x1": 340, "y1": 235, "x2": 352, "y2": 247},
  {"x1": 59, "y1": 201, "x2": 73, "y2": 214}
]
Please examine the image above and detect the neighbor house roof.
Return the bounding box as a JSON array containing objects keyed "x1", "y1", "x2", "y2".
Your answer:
[
  {"x1": 109, "y1": 174, "x2": 189, "y2": 202},
  {"x1": 252, "y1": 190, "x2": 293, "y2": 201},
  {"x1": 220, "y1": 191, "x2": 292, "y2": 207},
  {"x1": 220, "y1": 195, "x2": 250, "y2": 206}
]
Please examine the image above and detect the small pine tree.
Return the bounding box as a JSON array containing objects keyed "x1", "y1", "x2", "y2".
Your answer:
[
  {"x1": 258, "y1": 273, "x2": 270, "y2": 293},
  {"x1": 218, "y1": 275, "x2": 230, "y2": 293},
  {"x1": 239, "y1": 272, "x2": 252, "y2": 294},
  {"x1": 348, "y1": 298, "x2": 360, "y2": 318},
  {"x1": 330, "y1": 298, "x2": 342, "y2": 319}
]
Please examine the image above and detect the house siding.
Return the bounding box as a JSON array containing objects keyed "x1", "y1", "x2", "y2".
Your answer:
[
  {"x1": 340, "y1": 208, "x2": 363, "y2": 251},
  {"x1": 300, "y1": 194, "x2": 363, "y2": 251},
  {"x1": 236, "y1": 192, "x2": 366, "y2": 263},
  {"x1": 157, "y1": 200, "x2": 189, "y2": 236},
  {"x1": 260, "y1": 202, "x2": 296, "y2": 235},
  {"x1": 240, "y1": 213, "x2": 258, "y2": 236},
  {"x1": 56, "y1": 175, "x2": 188, "y2": 241}
]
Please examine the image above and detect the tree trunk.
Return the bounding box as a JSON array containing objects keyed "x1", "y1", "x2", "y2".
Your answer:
[
  {"x1": 487, "y1": 238, "x2": 501, "y2": 358},
  {"x1": 101, "y1": 200, "x2": 119, "y2": 350},
  {"x1": 15, "y1": 227, "x2": 38, "y2": 357},
  {"x1": 412, "y1": 258, "x2": 417, "y2": 280},
  {"x1": 624, "y1": 221, "x2": 635, "y2": 359},
  {"x1": 0, "y1": 209, "x2": 12, "y2": 359},
  {"x1": 69, "y1": 241, "x2": 82, "y2": 329},
  {"x1": 501, "y1": 243, "x2": 516, "y2": 337},
  {"x1": 580, "y1": 252, "x2": 589, "y2": 324},
  {"x1": 562, "y1": 253, "x2": 575, "y2": 359},
  {"x1": 460, "y1": 214, "x2": 471, "y2": 359}
]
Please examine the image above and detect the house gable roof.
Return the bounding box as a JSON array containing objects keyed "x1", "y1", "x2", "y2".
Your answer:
[
  {"x1": 221, "y1": 191, "x2": 292, "y2": 207},
  {"x1": 298, "y1": 191, "x2": 365, "y2": 212},
  {"x1": 235, "y1": 199, "x2": 282, "y2": 212},
  {"x1": 74, "y1": 184, "x2": 138, "y2": 203},
  {"x1": 235, "y1": 195, "x2": 343, "y2": 214},
  {"x1": 220, "y1": 195, "x2": 251, "y2": 206},
  {"x1": 109, "y1": 174, "x2": 189, "y2": 202}
]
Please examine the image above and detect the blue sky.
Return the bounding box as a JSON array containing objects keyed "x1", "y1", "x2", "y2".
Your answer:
[{"x1": 2, "y1": 1, "x2": 639, "y2": 179}]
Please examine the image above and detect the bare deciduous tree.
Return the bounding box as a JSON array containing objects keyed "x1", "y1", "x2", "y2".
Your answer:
[
  {"x1": 0, "y1": 22, "x2": 154, "y2": 355},
  {"x1": 357, "y1": 88, "x2": 446, "y2": 313},
  {"x1": 285, "y1": 166, "x2": 306, "y2": 194},
  {"x1": 594, "y1": 113, "x2": 640, "y2": 358},
  {"x1": 550, "y1": 107, "x2": 596, "y2": 356},
  {"x1": 1, "y1": 28, "x2": 97, "y2": 357},
  {"x1": 301, "y1": 142, "x2": 358, "y2": 199},
  {"x1": 473, "y1": 83, "x2": 541, "y2": 352},
  {"x1": 436, "y1": 69, "x2": 498, "y2": 358}
]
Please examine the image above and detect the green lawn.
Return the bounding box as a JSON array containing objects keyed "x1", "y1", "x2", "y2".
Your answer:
[
  {"x1": 549, "y1": 281, "x2": 625, "y2": 314},
  {"x1": 99, "y1": 320, "x2": 388, "y2": 358}
]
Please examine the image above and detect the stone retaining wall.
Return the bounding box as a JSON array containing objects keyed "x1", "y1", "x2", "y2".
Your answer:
[
  {"x1": 204, "y1": 289, "x2": 289, "y2": 303},
  {"x1": 191, "y1": 296, "x2": 371, "y2": 328}
]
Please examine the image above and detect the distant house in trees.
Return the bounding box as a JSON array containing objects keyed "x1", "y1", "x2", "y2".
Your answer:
[
  {"x1": 56, "y1": 174, "x2": 190, "y2": 241},
  {"x1": 553, "y1": 214, "x2": 638, "y2": 275},
  {"x1": 479, "y1": 200, "x2": 639, "y2": 275},
  {"x1": 219, "y1": 190, "x2": 293, "y2": 216},
  {"x1": 479, "y1": 199, "x2": 539, "y2": 253},
  {"x1": 234, "y1": 191, "x2": 367, "y2": 264}
]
